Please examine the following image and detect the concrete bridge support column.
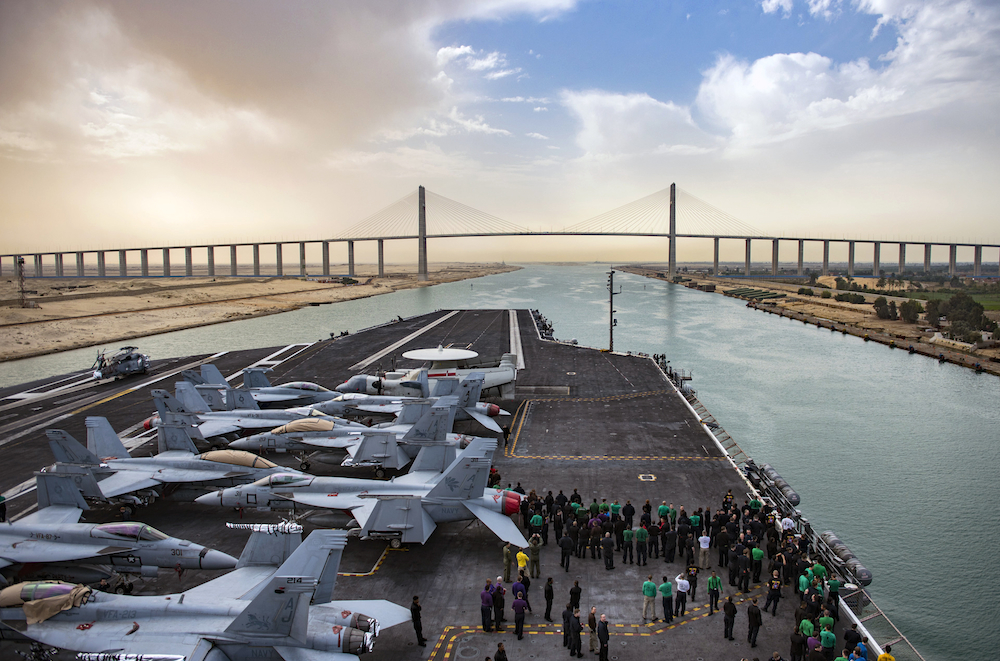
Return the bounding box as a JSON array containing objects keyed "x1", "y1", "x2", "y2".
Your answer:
[
  {"x1": 772, "y1": 239, "x2": 779, "y2": 276},
  {"x1": 668, "y1": 183, "x2": 677, "y2": 278},
  {"x1": 76, "y1": 252, "x2": 84, "y2": 277},
  {"x1": 207, "y1": 246, "x2": 215, "y2": 276},
  {"x1": 974, "y1": 245, "x2": 982, "y2": 277},
  {"x1": 184, "y1": 247, "x2": 193, "y2": 276},
  {"x1": 33, "y1": 255, "x2": 42, "y2": 278},
  {"x1": 118, "y1": 250, "x2": 127, "y2": 277},
  {"x1": 378, "y1": 239, "x2": 385, "y2": 277},
  {"x1": 275, "y1": 243, "x2": 283, "y2": 276},
  {"x1": 348, "y1": 241, "x2": 355, "y2": 277},
  {"x1": 924, "y1": 244, "x2": 932, "y2": 273},
  {"x1": 162, "y1": 249, "x2": 170, "y2": 276},
  {"x1": 55, "y1": 253, "x2": 64, "y2": 277},
  {"x1": 322, "y1": 242, "x2": 330, "y2": 276},
  {"x1": 949, "y1": 244, "x2": 957, "y2": 276},
  {"x1": 230, "y1": 245, "x2": 238, "y2": 276},
  {"x1": 713, "y1": 237, "x2": 720, "y2": 275},
  {"x1": 822, "y1": 240, "x2": 830, "y2": 276},
  {"x1": 899, "y1": 243, "x2": 906, "y2": 274},
  {"x1": 299, "y1": 242, "x2": 306, "y2": 277},
  {"x1": 873, "y1": 242, "x2": 881, "y2": 277},
  {"x1": 418, "y1": 185, "x2": 428, "y2": 281},
  {"x1": 797, "y1": 240, "x2": 804, "y2": 276},
  {"x1": 744, "y1": 239, "x2": 751, "y2": 276},
  {"x1": 847, "y1": 241, "x2": 855, "y2": 277},
  {"x1": 140, "y1": 250, "x2": 149, "y2": 276},
  {"x1": 97, "y1": 252, "x2": 106, "y2": 277},
  {"x1": 253, "y1": 244, "x2": 260, "y2": 276}
]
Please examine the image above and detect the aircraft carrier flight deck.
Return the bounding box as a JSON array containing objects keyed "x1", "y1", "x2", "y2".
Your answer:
[{"x1": 0, "y1": 310, "x2": 805, "y2": 661}]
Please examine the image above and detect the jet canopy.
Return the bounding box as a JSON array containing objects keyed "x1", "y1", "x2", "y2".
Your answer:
[
  {"x1": 92, "y1": 522, "x2": 169, "y2": 542},
  {"x1": 251, "y1": 473, "x2": 315, "y2": 488},
  {"x1": 0, "y1": 581, "x2": 79, "y2": 606},
  {"x1": 197, "y1": 450, "x2": 278, "y2": 468},
  {"x1": 271, "y1": 418, "x2": 337, "y2": 434},
  {"x1": 282, "y1": 382, "x2": 330, "y2": 392}
]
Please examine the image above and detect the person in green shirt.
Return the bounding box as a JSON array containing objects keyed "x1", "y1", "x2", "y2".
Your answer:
[
  {"x1": 641, "y1": 576, "x2": 658, "y2": 622},
  {"x1": 798, "y1": 571, "x2": 811, "y2": 595},
  {"x1": 706, "y1": 570, "x2": 723, "y2": 614},
  {"x1": 749, "y1": 497, "x2": 762, "y2": 512},
  {"x1": 667, "y1": 503, "x2": 677, "y2": 525},
  {"x1": 635, "y1": 526, "x2": 649, "y2": 566},
  {"x1": 799, "y1": 617, "x2": 814, "y2": 638},
  {"x1": 658, "y1": 577, "x2": 673, "y2": 623},
  {"x1": 819, "y1": 625, "x2": 837, "y2": 654},
  {"x1": 610, "y1": 500, "x2": 621, "y2": 517},
  {"x1": 751, "y1": 545, "x2": 765, "y2": 582},
  {"x1": 599, "y1": 499, "x2": 609, "y2": 514},
  {"x1": 834, "y1": 652, "x2": 850, "y2": 661},
  {"x1": 622, "y1": 526, "x2": 635, "y2": 564},
  {"x1": 826, "y1": 577, "x2": 843, "y2": 619},
  {"x1": 689, "y1": 511, "x2": 701, "y2": 534},
  {"x1": 812, "y1": 561, "x2": 828, "y2": 582},
  {"x1": 657, "y1": 501, "x2": 670, "y2": 520},
  {"x1": 818, "y1": 610, "x2": 835, "y2": 632},
  {"x1": 589, "y1": 499, "x2": 600, "y2": 517}
]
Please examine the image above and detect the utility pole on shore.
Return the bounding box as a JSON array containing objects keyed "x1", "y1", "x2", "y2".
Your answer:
[{"x1": 608, "y1": 267, "x2": 621, "y2": 352}]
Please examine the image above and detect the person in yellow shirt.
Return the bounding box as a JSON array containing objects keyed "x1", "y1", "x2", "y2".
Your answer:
[
  {"x1": 877, "y1": 644, "x2": 896, "y2": 661},
  {"x1": 516, "y1": 548, "x2": 529, "y2": 573}
]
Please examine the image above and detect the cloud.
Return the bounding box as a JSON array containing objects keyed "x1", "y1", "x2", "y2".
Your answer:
[
  {"x1": 526, "y1": 132, "x2": 549, "y2": 139},
  {"x1": 761, "y1": 0, "x2": 794, "y2": 16},
  {"x1": 485, "y1": 68, "x2": 522, "y2": 80},
  {"x1": 447, "y1": 107, "x2": 512, "y2": 135},
  {"x1": 466, "y1": 51, "x2": 504, "y2": 71},
  {"x1": 533, "y1": 106, "x2": 548, "y2": 111},
  {"x1": 561, "y1": 89, "x2": 715, "y2": 155},
  {"x1": 437, "y1": 45, "x2": 474, "y2": 66}
]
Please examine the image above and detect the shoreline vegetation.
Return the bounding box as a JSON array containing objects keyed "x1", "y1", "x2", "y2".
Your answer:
[
  {"x1": 0, "y1": 263, "x2": 520, "y2": 362},
  {"x1": 620, "y1": 265, "x2": 1000, "y2": 378}
]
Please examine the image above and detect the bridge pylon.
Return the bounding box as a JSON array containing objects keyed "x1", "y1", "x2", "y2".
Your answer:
[
  {"x1": 418, "y1": 185, "x2": 428, "y2": 281},
  {"x1": 668, "y1": 182, "x2": 677, "y2": 277}
]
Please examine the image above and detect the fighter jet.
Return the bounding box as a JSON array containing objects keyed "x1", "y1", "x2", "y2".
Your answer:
[
  {"x1": 0, "y1": 525, "x2": 411, "y2": 660},
  {"x1": 46, "y1": 416, "x2": 305, "y2": 504},
  {"x1": 183, "y1": 364, "x2": 341, "y2": 407},
  {"x1": 0, "y1": 472, "x2": 236, "y2": 589},
  {"x1": 231, "y1": 396, "x2": 484, "y2": 474},
  {"x1": 149, "y1": 383, "x2": 368, "y2": 442},
  {"x1": 336, "y1": 347, "x2": 517, "y2": 398},
  {"x1": 196, "y1": 438, "x2": 527, "y2": 547}
]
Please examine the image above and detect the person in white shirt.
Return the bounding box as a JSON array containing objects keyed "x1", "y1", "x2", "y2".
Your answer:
[
  {"x1": 698, "y1": 533, "x2": 712, "y2": 569},
  {"x1": 674, "y1": 573, "x2": 691, "y2": 617}
]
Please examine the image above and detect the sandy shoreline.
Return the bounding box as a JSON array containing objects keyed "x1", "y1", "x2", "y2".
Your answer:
[
  {"x1": 620, "y1": 265, "x2": 1000, "y2": 377},
  {"x1": 0, "y1": 263, "x2": 519, "y2": 362}
]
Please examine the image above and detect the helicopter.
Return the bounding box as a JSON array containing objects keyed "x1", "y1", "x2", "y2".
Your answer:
[{"x1": 91, "y1": 346, "x2": 150, "y2": 380}]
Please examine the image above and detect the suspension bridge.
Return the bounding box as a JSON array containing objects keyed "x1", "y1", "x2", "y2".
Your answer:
[{"x1": 3, "y1": 184, "x2": 998, "y2": 280}]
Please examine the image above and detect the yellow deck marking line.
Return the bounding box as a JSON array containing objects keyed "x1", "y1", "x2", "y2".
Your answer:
[
  {"x1": 431, "y1": 588, "x2": 766, "y2": 658},
  {"x1": 337, "y1": 545, "x2": 407, "y2": 577}
]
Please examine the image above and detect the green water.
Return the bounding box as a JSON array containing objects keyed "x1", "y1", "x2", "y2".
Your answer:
[{"x1": 3, "y1": 264, "x2": 996, "y2": 660}]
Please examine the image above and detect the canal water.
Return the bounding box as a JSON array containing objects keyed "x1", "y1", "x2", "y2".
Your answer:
[{"x1": 3, "y1": 264, "x2": 996, "y2": 660}]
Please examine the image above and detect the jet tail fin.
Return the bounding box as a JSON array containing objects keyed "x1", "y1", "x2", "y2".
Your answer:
[
  {"x1": 175, "y1": 381, "x2": 213, "y2": 413},
  {"x1": 394, "y1": 399, "x2": 433, "y2": 426},
  {"x1": 194, "y1": 385, "x2": 227, "y2": 411},
  {"x1": 200, "y1": 363, "x2": 227, "y2": 385},
  {"x1": 231, "y1": 522, "x2": 303, "y2": 569},
  {"x1": 34, "y1": 472, "x2": 89, "y2": 511},
  {"x1": 401, "y1": 399, "x2": 457, "y2": 444},
  {"x1": 85, "y1": 416, "x2": 129, "y2": 460},
  {"x1": 243, "y1": 367, "x2": 273, "y2": 389},
  {"x1": 46, "y1": 430, "x2": 100, "y2": 465},
  {"x1": 362, "y1": 497, "x2": 437, "y2": 545},
  {"x1": 349, "y1": 432, "x2": 410, "y2": 469},
  {"x1": 224, "y1": 575, "x2": 315, "y2": 642},
  {"x1": 456, "y1": 373, "x2": 485, "y2": 407},
  {"x1": 157, "y1": 422, "x2": 200, "y2": 454},
  {"x1": 152, "y1": 388, "x2": 197, "y2": 416},
  {"x1": 181, "y1": 369, "x2": 207, "y2": 385},
  {"x1": 226, "y1": 387, "x2": 259, "y2": 410},
  {"x1": 409, "y1": 444, "x2": 458, "y2": 473},
  {"x1": 424, "y1": 437, "x2": 496, "y2": 500}
]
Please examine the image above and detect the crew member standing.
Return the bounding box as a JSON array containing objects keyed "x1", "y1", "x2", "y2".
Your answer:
[
  {"x1": 560, "y1": 531, "x2": 574, "y2": 572},
  {"x1": 597, "y1": 614, "x2": 610, "y2": 661},
  {"x1": 658, "y1": 576, "x2": 673, "y2": 623},
  {"x1": 747, "y1": 597, "x2": 762, "y2": 648},
  {"x1": 512, "y1": 591, "x2": 528, "y2": 640},
  {"x1": 764, "y1": 570, "x2": 783, "y2": 616},
  {"x1": 707, "y1": 570, "x2": 722, "y2": 615},
  {"x1": 503, "y1": 543, "x2": 513, "y2": 583},
  {"x1": 411, "y1": 596, "x2": 427, "y2": 647},
  {"x1": 674, "y1": 572, "x2": 690, "y2": 617},
  {"x1": 723, "y1": 595, "x2": 737, "y2": 640},
  {"x1": 588, "y1": 607, "x2": 598, "y2": 654},
  {"x1": 544, "y1": 577, "x2": 554, "y2": 622},
  {"x1": 569, "y1": 609, "x2": 584, "y2": 658}
]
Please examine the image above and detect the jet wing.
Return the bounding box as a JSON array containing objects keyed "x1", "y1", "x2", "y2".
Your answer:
[
  {"x1": 273, "y1": 647, "x2": 357, "y2": 660},
  {"x1": 149, "y1": 468, "x2": 242, "y2": 483},
  {"x1": 391, "y1": 471, "x2": 442, "y2": 486},
  {"x1": 181, "y1": 565, "x2": 278, "y2": 602},
  {"x1": 0, "y1": 538, "x2": 136, "y2": 564},
  {"x1": 253, "y1": 393, "x2": 304, "y2": 403},
  {"x1": 15, "y1": 506, "x2": 82, "y2": 526},
  {"x1": 463, "y1": 501, "x2": 529, "y2": 547},
  {"x1": 197, "y1": 419, "x2": 241, "y2": 438},
  {"x1": 296, "y1": 435, "x2": 363, "y2": 450},
  {"x1": 96, "y1": 471, "x2": 163, "y2": 497},
  {"x1": 277, "y1": 492, "x2": 367, "y2": 513},
  {"x1": 353, "y1": 403, "x2": 404, "y2": 414},
  {"x1": 322, "y1": 599, "x2": 412, "y2": 629},
  {"x1": 465, "y1": 409, "x2": 502, "y2": 434}
]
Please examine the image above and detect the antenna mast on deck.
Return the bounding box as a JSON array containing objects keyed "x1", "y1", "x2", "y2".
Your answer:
[{"x1": 608, "y1": 267, "x2": 621, "y2": 352}]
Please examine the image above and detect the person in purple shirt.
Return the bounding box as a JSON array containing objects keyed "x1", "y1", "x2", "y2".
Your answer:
[
  {"x1": 512, "y1": 591, "x2": 529, "y2": 639},
  {"x1": 512, "y1": 578, "x2": 526, "y2": 604},
  {"x1": 481, "y1": 581, "x2": 495, "y2": 632}
]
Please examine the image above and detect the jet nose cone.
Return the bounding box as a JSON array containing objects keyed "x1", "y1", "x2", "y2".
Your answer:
[
  {"x1": 199, "y1": 548, "x2": 238, "y2": 570},
  {"x1": 334, "y1": 383, "x2": 349, "y2": 393},
  {"x1": 228, "y1": 437, "x2": 255, "y2": 450},
  {"x1": 194, "y1": 491, "x2": 223, "y2": 506}
]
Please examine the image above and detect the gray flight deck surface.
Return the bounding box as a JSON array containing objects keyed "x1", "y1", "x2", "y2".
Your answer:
[{"x1": 0, "y1": 310, "x2": 806, "y2": 661}]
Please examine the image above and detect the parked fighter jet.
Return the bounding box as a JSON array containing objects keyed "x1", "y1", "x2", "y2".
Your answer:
[
  {"x1": 183, "y1": 364, "x2": 341, "y2": 407},
  {"x1": 336, "y1": 347, "x2": 517, "y2": 398},
  {"x1": 46, "y1": 416, "x2": 304, "y2": 504},
  {"x1": 0, "y1": 526, "x2": 411, "y2": 660},
  {"x1": 149, "y1": 384, "x2": 367, "y2": 441},
  {"x1": 196, "y1": 438, "x2": 526, "y2": 547},
  {"x1": 0, "y1": 472, "x2": 236, "y2": 589}
]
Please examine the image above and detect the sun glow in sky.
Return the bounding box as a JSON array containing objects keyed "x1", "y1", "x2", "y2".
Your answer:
[{"x1": 1, "y1": 1, "x2": 998, "y2": 264}]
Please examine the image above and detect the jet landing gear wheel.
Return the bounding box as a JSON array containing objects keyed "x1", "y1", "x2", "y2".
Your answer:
[
  {"x1": 389, "y1": 538, "x2": 402, "y2": 549},
  {"x1": 300, "y1": 462, "x2": 311, "y2": 471},
  {"x1": 375, "y1": 468, "x2": 386, "y2": 478}
]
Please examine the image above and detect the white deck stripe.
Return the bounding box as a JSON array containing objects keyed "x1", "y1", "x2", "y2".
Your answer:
[
  {"x1": 508, "y1": 309, "x2": 525, "y2": 370},
  {"x1": 349, "y1": 311, "x2": 460, "y2": 371}
]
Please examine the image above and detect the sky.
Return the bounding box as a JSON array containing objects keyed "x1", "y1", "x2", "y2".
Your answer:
[{"x1": 1, "y1": 0, "x2": 999, "y2": 265}]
